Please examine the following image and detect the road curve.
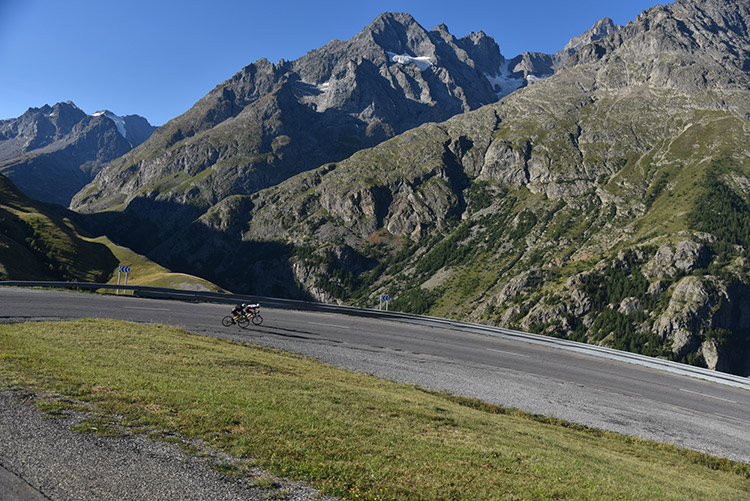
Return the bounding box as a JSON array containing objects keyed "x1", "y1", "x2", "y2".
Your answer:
[{"x1": 1, "y1": 287, "x2": 749, "y2": 467}]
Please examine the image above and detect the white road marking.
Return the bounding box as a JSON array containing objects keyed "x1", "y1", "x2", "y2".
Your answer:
[
  {"x1": 679, "y1": 388, "x2": 737, "y2": 404},
  {"x1": 714, "y1": 413, "x2": 747, "y2": 425},
  {"x1": 123, "y1": 306, "x2": 171, "y2": 311},
  {"x1": 487, "y1": 348, "x2": 530, "y2": 358}
]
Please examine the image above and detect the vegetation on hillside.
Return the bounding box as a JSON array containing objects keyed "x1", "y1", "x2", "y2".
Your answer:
[
  {"x1": 0, "y1": 174, "x2": 117, "y2": 282},
  {"x1": 276, "y1": 107, "x2": 750, "y2": 376},
  {"x1": 0, "y1": 174, "x2": 224, "y2": 291}
]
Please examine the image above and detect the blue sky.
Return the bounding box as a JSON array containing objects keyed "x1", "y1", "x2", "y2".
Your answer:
[{"x1": 1, "y1": 0, "x2": 660, "y2": 126}]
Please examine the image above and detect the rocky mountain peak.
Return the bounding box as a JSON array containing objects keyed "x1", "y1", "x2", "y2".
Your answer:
[
  {"x1": 72, "y1": 12, "x2": 512, "y2": 219},
  {"x1": 456, "y1": 30, "x2": 505, "y2": 77},
  {"x1": 565, "y1": 0, "x2": 750, "y2": 91},
  {"x1": 364, "y1": 11, "x2": 421, "y2": 37},
  {"x1": 0, "y1": 102, "x2": 156, "y2": 206},
  {"x1": 434, "y1": 22, "x2": 451, "y2": 35},
  {"x1": 90, "y1": 110, "x2": 155, "y2": 147},
  {"x1": 5, "y1": 102, "x2": 88, "y2": 152},
  {"x1": 93, "y1": 110, "x2": 127, "y2": 138},
  {"x1": 506, "y1": 17, "x2": 622, "y2": 83},
  {"x1": 360, "y1": 12, "x2": 434, "y2": 58},
  {"x1": 561, "y1": 17, "x2": 620, "y2": 55}
]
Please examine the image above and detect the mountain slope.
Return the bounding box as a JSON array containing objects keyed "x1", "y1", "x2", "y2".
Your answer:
[
  {"x1": 0, "y1": 102, "x2": 156, "y2": 206},
  {"x1": 0, "y1": 172, "x2": 118, "y2": 281},
  {"x1": 69, "y1": 13, "x2": 510, "y2": 222},
  {"x1": 69, "y1": 14, "x2": 617, "y2": 236},
  {"x1": 147, "y1": 0, "x2": 750, "y2": 375},
  {"x1": 0, "y1": 173, "x2": 223, "y2": 291}
]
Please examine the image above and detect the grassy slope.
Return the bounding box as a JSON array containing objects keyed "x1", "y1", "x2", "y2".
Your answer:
[
  {"x1": 0, "y1": 319, "x2": 747, "y2": 500},
  {"x1": 255, "y1": 83, "x2": 750, "y2": 366},
  {"x1": 0, "y1": 174, "x2": 117, "y2": 281},
  {"x1": 84, "y1": 235, "x2": 225, "y2": 291},
  {"x1": 0, "y1": 174, "x2": 224, "y2": 291}
]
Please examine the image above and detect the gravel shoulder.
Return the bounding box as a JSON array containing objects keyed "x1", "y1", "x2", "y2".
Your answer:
[{"x1": 0, "y1": 389, "x2": 333, "y2": 501}]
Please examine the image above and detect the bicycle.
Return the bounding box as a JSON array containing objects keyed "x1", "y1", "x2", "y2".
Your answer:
[
  {"x1": 222, "y1": 314, "x2": 250, "y2": 328},
  {"x1": 245, "y1": 303, "x2": 263, "y2": 325},
  {"x1": 221, "y1": 303, "x2": 263, "y2": 328}
]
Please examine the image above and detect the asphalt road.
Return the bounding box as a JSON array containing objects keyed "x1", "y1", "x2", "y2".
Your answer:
[{"x1": 1, "y1": 287, "x2": 749, "y2": 494}]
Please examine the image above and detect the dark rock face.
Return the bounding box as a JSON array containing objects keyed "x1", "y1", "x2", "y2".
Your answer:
[
  {"x1": 508, "y1": 17, "x2": 622, "y2": 79},
  {"x1": 0, "y1": 102, "x2": 88, "y2": 161},
  {"x1": 0, "y1": 102, "x2": 156, "y2": 206},
  {"x1": 561, "y1": 17, "x2": 620, "y2": 56}
]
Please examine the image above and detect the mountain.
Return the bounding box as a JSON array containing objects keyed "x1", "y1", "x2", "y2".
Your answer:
[
  {"x1": 509, "y1": 17, "x2": 622, "y2": 79},
  {"x1": 0, "y1": 172, "x2": 224, "y2": 291},
  {"x1": 0, "y1": 102, "x2": 156, "y2": 206},
  {"x1": 560, "y1": 17, "x2": 621, "y2": 57},
  {"x1": 0, "y1": 172, "x2": 118, "y2": 281},
  {"x1": 69, "y1": 13, "x2": 615, "y2": 236},
  {"x1": 91, "y1": 110, "x2": 156, "y2": 147},
  {"x1": 132, "y1": 0, "x2": 750, "y2": 376}
]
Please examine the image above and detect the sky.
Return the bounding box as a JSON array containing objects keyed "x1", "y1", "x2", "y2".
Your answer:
[{"x1": 1, "y1": 0, "x2": 661, "y2": 126}]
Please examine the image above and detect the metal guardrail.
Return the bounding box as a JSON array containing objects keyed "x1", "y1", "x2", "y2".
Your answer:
[{"x1": 2, "y1": 280, "x2": 749, "y2": 390}]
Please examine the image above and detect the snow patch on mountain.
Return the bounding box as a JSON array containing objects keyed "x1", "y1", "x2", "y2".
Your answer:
[
  {"x1": 484, "y1": 60, "x2": 524, "y2": 99},
  {"x1": 93, "y1": 110, "x2": 127, "y2": 139},
  {"x1": 525, "y1": 74, "x2": 546, "y2": 85},
  {"x1": 387, "y1": 51, "x2": 434, "y2": 70}
]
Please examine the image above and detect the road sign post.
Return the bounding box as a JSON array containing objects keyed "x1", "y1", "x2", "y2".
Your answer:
[
  {"x1": 116, "y1": 266, "x2": 130, "y2": 294},
  {"x1": 379, "y1": 294, "x2": 391, "y2": 311}
]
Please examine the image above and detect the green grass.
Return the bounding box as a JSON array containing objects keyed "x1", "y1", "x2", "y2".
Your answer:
[
  {"x1": 0, "y1": 174, "x2": 118, "y2": 282},
  {"x1": 1, "y1": 320, "x2": 748, "y2": 500},
  {"x1": 1, "y1": 173, "x2": 222, "y2": 290},
  {"x1": 82, "y1": 235, "x2": 224, "y2": 291}
]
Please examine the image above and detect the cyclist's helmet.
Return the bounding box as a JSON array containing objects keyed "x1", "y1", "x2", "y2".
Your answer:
[{"x1": 242, "y1": 303, "x2": 247, "y2": 308}]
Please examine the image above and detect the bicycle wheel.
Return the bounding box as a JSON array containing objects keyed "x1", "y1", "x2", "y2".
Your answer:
[
  {"x1": 221, "y1": 316, "x2": 234, "y2": 327},
  {"x1": 251, "y1": 314, "x2": 263, "y2": 325},
  {"x1": 237, "y1": 316, "x2": 250, "y2": 328}
]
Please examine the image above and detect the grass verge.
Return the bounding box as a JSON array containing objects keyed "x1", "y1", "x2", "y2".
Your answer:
[{"x1": 0, "y1": 319, "x2": 748, "y2": 500}]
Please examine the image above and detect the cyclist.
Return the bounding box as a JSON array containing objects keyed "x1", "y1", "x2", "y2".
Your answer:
[
  {"x1": 245, "y1": 303, "x2": 259, "y2": 318},
  {"x1": 231, "y1": 303, "x2": 246, "y2": 321}
]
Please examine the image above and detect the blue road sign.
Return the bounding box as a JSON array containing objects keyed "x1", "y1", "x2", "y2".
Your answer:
[{"x1": 119, "y1": 266, "x2": 131, "y2": 273}]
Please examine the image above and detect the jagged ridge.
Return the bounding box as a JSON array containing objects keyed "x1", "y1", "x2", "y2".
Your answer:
[
  {"x1": 69, "y1": 13, "x2": 615, "y2": 232},
  {"x1": 0, "y1": 102, "x2": 155, "y2": 206}
]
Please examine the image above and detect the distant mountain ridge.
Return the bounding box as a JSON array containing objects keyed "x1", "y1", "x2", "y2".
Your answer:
[
  {"x1": 69, "y1": 13, "x2": 617, "y2": 229},
  {"x1": 509, "y1": 17, "x2": 622, "y2": 80},
  {"x1": 0, "y1": 101, "x2": 156, "y2": 206}
]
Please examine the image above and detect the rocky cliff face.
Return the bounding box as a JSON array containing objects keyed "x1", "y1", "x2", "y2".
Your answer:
[
  {"x1": 69, "y1": 13, "x2": 614, "y2": 236},
  {"x1": 0, "y1": 102, "x2": 156, "y2": 206},
  {"x1": 133, "y1": 0, "x2": 750, "y2": 376},
  {"x1": 508, "y1": 17, "x2": 622, "y2": 79},
  {"x1": 568, "y1": 0, "x2": 750, "y2": 92}
]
